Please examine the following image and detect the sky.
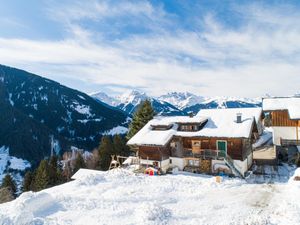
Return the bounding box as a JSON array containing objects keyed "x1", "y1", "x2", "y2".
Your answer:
[{"x1": 0, "y1": 0, "x2": 300, "y2": 97}]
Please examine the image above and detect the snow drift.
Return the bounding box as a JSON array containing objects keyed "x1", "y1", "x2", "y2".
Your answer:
[{"x1": 0, "y1": 168, "x2": 300, "y2": 225}]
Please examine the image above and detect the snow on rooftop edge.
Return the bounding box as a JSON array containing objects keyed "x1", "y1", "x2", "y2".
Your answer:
[
  {"x1": 263, "y1": 97, "x2": 300, "y2": 119},
  {"x1": 128, "y1": 108, "x2": 261, "y2": 146}
]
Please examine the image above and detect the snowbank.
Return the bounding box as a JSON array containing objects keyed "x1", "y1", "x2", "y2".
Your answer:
[{"x1": 0, "y1": 168, "x2": 300, "y2": 225}]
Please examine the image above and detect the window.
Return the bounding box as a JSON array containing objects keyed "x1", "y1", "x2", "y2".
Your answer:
[{"x1": 179, "y1": 124, "x2": 200, "y2": 131}]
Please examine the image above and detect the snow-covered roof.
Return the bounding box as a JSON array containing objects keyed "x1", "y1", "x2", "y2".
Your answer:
[
  {"x1": 197, "y1": 107, "x2": 262, "y2": 125},
  {"x1": 194, "y1": 108, "x2": 261, "y2": 138},
  {"x1": 262, "y1": 97, "x2": 300, "y2": 119},
  {"x1": 127, "y1": 108, "x2": 262, "y2": 146},
  {"x1": 127, "y1": 116, "x2": 208, "y2": 146}
]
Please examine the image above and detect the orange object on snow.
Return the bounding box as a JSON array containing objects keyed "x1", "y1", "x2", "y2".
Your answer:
[{"x1": 144, "y1": 167, "x2": 158, "y2": 176}]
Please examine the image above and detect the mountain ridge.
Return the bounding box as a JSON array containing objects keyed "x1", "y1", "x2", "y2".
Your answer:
[
  {"x1": 91, "y1": 90, "x2": 262, "y2": 115},
  {"x1": 0, "y1": 64, "x2": 129, "y2": 165}
]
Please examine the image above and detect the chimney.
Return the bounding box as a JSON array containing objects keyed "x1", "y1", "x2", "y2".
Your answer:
[
  {"x1": 236, "y1": 113, "x2": 242, "y2": 123},
  {"x1": 189, "y1": 112, "x2": 194, "y2": 118}
]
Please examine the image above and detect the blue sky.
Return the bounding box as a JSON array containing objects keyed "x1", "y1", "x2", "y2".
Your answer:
[{"x1": 0, "y1": 0, "x2": 300, "y2": 97}]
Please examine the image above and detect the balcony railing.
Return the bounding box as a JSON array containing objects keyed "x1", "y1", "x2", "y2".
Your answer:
[
  {"x1": 281, "y1": 139, "x2": 300, "y2": 147},
  {"x1": 182, "y1": 149, "x2": 226, "y2": 160}
]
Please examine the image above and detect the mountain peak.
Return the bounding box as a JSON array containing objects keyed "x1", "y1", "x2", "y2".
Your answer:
[{"x1": 158, "y1": 92, "x2": 205, "y2": 109}]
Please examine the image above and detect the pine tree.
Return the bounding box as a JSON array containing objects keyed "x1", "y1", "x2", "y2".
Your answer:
[
  {"x1": 126, "y1": 99, "x2": 155, "y2": 140},
  {"x1": 23, "y1": 171, "x2": 33, "y2": 192},
  {"x1": 0, "y1": 187, "x2": 15, "y2": 203},
  {"x1": 73, "y1": 154, "x2": 86, "y2": 173},
  {"x1": 98, "y1": 136, "x2": 114, "y2": 170},
  {"x1": 113, "y1": 135, "x2": 131, "y2": 156},
  {"x1": 62, "y1": 161, "x2": 72, "y2": 181},
  {"x1": 48, "y1": 155, "x2": 59, "y2": 186},
  {"x1": 1, "y1": 174, "x2": 17, "y2": 195},
  {"x1": 33, "y1": 160, "x2": 50, "y2": 191}
]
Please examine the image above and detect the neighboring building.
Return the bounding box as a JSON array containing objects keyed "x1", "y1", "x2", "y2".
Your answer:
[
  {"x1": 127, "y1": 108, "x2": 263, "y2": 177},
  {"x1": 262, "y1": 97, "x2": 300, "y2": 146}
]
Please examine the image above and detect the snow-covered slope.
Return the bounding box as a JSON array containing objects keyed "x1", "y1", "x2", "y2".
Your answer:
[
  {"x1": 0, "y1": 64, "x2": 129, "y2": 163},
  {"x1": 1, "y1": 168, "x2": 300, "y2": 225},
  {"x1": 0, "y1": 146, "x2": 31, "y2": 191}
]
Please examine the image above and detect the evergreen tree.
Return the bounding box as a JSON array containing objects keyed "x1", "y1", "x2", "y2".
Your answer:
[
  {"x1": 73, "y1": 154, "x2": 86, "y2": 173},
  {"x1": 23, "y1": 171, "x2": 33, "y2": 192},
  {"x1": 98, "y1": 136, "x2": 114, "y2": 170},
  {"x1": 48, "y1": 155, "x2": 59, "y2": 186},
  {"x1": 62, "y1": 161, "x2": 72, "y2": 181},
  {"x1": 126, "y1": 99, "x2": 155, "y2": 140},
  {"x1": 0, "y1": 187, "x2": 15, "y2": 203},
  {"x1": 113, "y1": 135, "x2": 131, "y2": 156},
  {"x1": 33, "y1": 160, "x2": 50, "y2": 191},
  {"x1": 1, "y1": 174, "x2": 17, "y2": 195}
]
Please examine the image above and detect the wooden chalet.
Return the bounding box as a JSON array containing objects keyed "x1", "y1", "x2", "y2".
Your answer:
[{"x1": 127, "y1": 108, "x2": 263, "y2": 177}]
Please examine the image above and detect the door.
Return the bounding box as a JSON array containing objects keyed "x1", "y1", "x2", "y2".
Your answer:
[{"x1": 216, "y1": 140, "x2": 227, "y2": 157}]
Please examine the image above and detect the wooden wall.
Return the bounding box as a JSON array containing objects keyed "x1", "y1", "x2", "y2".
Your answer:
[
  {"x1": 271, "y1": 110, "x2": 299, "y2": 127},
  {"x1": 138, "y1": 146, "x2": 171, "y2": 161},
  {"x1": 181, "y1": 137, "x2": 245, "y2": 161}
]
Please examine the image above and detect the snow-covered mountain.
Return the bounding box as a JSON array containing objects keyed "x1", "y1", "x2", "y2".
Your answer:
[
  {"x1": 92, "y1": 90, "x2": 186, "y2": 116},
  {"x1": 0, "y1": 64, "x2": 129, "y2": 165},
  {"x1": 184, "y1": 96, "x2": 262, "y2": 114},
  {"x1": 91, "y1": 92, "x2": 120, "y2": 107},
  {"x1": 92, "y1": 90, "x2": 262, "y2": 115},
  {"x1": 158, "y1": 92, "x2": 205, "y2": 109}
]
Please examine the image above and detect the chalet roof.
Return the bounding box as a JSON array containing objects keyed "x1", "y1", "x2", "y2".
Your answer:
[
  {"x1": 262, "y1": 97, "x2": 300, "y2": 119},
  {"x1": 127, "y1": 116, "x2": 208, "y2": 146},
  {"x1": 195, "y1": 108, "x2": 261, "y2": 138},
  {"x1": 127, "y1": 108, "x2": 262, "y2": 147}
]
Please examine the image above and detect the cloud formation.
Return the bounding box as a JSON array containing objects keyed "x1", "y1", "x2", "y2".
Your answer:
[{"x1": 0, "y1": 0, "x2": 299, "y2": 97}]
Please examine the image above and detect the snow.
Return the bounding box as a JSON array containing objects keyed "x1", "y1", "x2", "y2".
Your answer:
[
  {"x1": 128, "y1": 108, "x2": 262, "y2": 146},
  {"x1": 74, "y1": 105, "x2": 92, "y2": 115},
  {"x1": 77, "y1": 118, "x2": 102, "y2": 124},
  {"x1": 253, "y1": 128, "x2": 273, "y2": 148},
  {"x1": 158, "y1": 92, "x2": 205, "y2": 109},
  {"x1": 263, "y1": 97, "x2": 300, "y2": 119},
  {"x1": 103, "y1": 126, "x2": 129, "y2": 135},
  {"x1": 91, "y1": 90, "x2": 262, "y2": 112},
  {"x1": 117, "y1": 90, "x2": 147, "y2": 106},
  {"x1": 8, "y1": 93, "x2": 14, "y2": 106},
  {"x1": 91, "y1": 92, "x2": 120, "y2": 106},
  {"x1": 1, "y1": 168, "x2": 300, "y2": 224},
  {"x1": 0, "y1": 146, "x2": 31, "y2": 189}
]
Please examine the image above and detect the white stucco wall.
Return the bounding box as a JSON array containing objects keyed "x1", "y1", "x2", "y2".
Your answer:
[
  {"x1": 233, "y1": 158, "x2": 248, "y2": 175},
  {"x1": 272, "y1": 126, "x2": 298, "y2": 145},
  {"x1": 169, "y1": 157, "x2": 185, "y2": 171}
]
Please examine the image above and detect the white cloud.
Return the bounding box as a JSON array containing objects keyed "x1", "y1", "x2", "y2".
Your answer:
[{"x1": 0, "y1": 1, "x2": 300, "y2": 97}]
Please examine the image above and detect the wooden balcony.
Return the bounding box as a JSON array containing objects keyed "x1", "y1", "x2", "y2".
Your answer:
[
  {"x1": 281, "y1": 139, "x2": 300, "y2": 147},
  {"x1": 183, "y1": 149, "x2": 226, "y2": 160}
]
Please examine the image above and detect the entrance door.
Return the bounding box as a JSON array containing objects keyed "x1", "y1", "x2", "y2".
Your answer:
[{"x1": 216, "y1": 140, "x2": 227, "y2": 157}]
